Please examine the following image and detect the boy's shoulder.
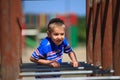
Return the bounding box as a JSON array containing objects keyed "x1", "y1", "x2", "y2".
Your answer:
[
  {"x1": 40, "y1": 37, "x2": 50, "y2": 46},
  {"x1": 63, "y1": 38, "x2": 68, "y2": 43}
]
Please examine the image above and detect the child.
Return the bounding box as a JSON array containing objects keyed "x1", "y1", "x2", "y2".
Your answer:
[{"x1": 30, "y1": 18, "x2": 78, "y2": 78}]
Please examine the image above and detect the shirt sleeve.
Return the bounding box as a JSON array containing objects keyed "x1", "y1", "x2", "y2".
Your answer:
[
  {"x1": 31, "y1": 47, "x2": 45, "y2": 60},
  {"x1": 31, "y1": 40, "x2": 47, "y2": 60},
  {"x1": 63, "y1": 38, "x2": 73, "y2": 54}
]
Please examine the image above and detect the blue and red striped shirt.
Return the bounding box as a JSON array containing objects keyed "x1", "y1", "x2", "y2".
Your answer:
[{"x1": 31, "y1": 37, "x2": 73, "y2": 64}]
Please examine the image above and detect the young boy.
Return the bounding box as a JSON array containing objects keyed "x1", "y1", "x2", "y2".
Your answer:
[{"x1": 30, "y1": 18, "x2": 78, "y2": 78}]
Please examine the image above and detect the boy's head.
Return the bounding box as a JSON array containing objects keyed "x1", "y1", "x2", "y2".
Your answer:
[
  {"x1": 47, "y1": 18, "x2": 66, "y2": 45},
  {"x1": 47, "y1": 18, "x2": 65, "y2": 32}
]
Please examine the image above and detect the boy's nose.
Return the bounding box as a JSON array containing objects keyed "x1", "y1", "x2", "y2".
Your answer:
[{"x1": 58, "y1": 35, "x2": 63, "y2": 39}]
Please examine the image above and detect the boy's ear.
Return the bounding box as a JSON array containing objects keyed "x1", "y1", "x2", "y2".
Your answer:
[{"x1": 47, "y1": 31, "x2": 50, "y2": 37}]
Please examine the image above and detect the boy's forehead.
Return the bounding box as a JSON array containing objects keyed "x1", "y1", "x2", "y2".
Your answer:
[
  {"x1": 52, "y1": 28, "x2": 65, "y2": 34},
  {"x1": 54, "y1": 25, "x2": 65, "y2": 29},
  {"x1": 49, "y1": 23, "x2": 65, "y2": 29}
]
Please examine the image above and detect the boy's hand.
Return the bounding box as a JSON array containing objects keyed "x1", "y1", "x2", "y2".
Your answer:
[
  {"x1": 49, "y1": 61, "x2": 60, "y2": 68},
  {"x1": 71, "y1": 61, "x2": 79, "y2": 67}
]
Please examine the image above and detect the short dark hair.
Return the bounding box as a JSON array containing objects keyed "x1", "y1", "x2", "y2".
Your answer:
[{"x1": 47, "y1": 18, "x2": 64, "y2": 28}]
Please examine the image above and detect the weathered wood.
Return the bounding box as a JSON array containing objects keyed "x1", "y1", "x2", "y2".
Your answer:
[
  {"x1": 86, "y1": 0, "x2": 94, "y2": 64},
  {"x1": 93, "y1": 0, "x2": 101, "y2": 66},
  {"x1": 86, "y1": 0, "x2": 120, "y2": 76},
  {"x1": 112, "y1": 0, "x2": 120, "y2": 76},
  {"x1": 101, "y1": 0, "x2": 113, "y2": 70},
  {"x1": 0, "y1": 0, "x2": 22, "y2": 80}
]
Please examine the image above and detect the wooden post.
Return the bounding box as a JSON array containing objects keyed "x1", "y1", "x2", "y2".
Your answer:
[
  {"x1": 101, "y1": 0, "x2": 113, "y2": 70},
  {"x1": 86, "y1": 0, "x2": 120, "y2": 76},
  {"x1": 86, "y1": 0, "x2": 94, "y2": 64},
  {"x1": 93, "y1": 0, "x2": 102, "y2": 66},
  {"x1": 0, "y1": 0, "x2": 22, "y2": 80},
  {"x1": 113, "y1": 0, "x2": 120, "y2": 76}
]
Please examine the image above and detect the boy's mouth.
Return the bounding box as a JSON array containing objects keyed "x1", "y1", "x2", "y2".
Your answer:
[
  {"x1": 55, "y1": 40, "x2": 62, "y2": 44},
  {"x1": 57, "y1": 39, "x2": 63, "y2": 42}
]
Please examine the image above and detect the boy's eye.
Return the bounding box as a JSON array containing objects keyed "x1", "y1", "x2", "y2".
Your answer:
[
  {"x1": 54, "y1": 33, "x2": 59, "y2": 36},
  {"x1": 61, "y1": 33, "x2": 64, "y2": 35},
  {"x1": 53, "y1": 33, "x2": 64, "y2": 36}
]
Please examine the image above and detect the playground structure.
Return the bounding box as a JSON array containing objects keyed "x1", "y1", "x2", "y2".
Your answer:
[
  {"x1": 86, "y1": 0, "x2": 120, "y2": 75},
  {"x1": 0, "y1": 0, "x2": 120, "y2": 80}
]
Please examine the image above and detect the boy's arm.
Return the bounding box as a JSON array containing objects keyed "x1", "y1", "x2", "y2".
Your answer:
[
  {"x1": 30, "y1": 56, "x2": 51, "y2": 64},
  {"x1": 68, "y1": 51, "x2": 79, "y2": 67},
  {"x1": 30, "y1": 56, "x2": 60, "y2": 68}
]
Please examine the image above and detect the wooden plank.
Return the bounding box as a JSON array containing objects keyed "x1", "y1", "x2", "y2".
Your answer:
[
  {"x1": 93, "y1": 0, "x2": 102, "y2": 66},
  {"x1": 86, "y1": 0, "x2": 94, "y2": 64},
  {"x1": 112, "y1": 0, "x2": 120, "y2": 76},
  {"x1": 0, "y1": 0, "x2": 22, "y2": 80},
  {"x1": 101, "y1": 0, "x2": 113, "y2": 70}
]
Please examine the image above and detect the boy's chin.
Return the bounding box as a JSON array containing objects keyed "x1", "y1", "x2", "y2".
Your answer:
[{"x1": 55, "y1": 42, "x2": 62, "y2": 45}]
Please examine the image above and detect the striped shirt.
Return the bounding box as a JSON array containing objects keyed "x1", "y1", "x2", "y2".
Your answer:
[{"x1": 31, "y1": 37, "x2": 73, "y2": 64}]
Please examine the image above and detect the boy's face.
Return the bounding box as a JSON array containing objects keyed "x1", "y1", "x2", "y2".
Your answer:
[{"x1": 48, "y1": 26, "x2": 65, "y2": 45}]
